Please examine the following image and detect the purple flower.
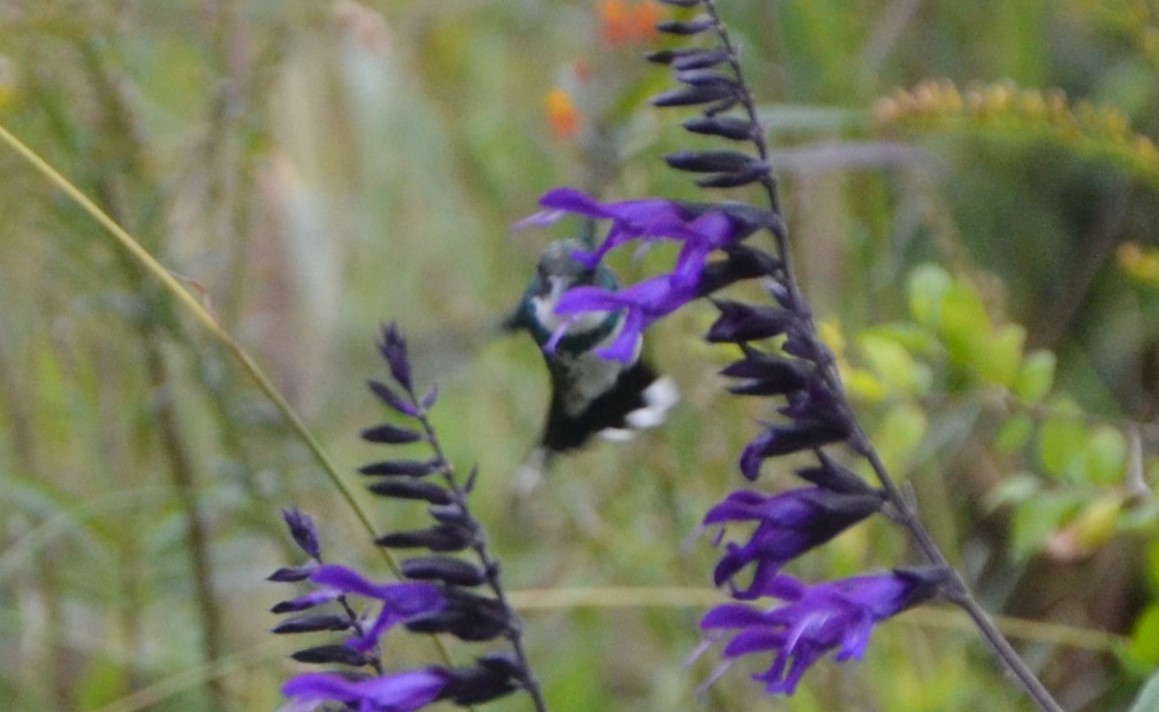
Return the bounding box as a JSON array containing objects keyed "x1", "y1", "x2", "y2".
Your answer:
[
  {"x1": 549, "y1": 215, "x2": 741, "y2": 362},
  {"x1": 519, "y1": 187, "x2": 692, "y2": 266},
  {"x1": 309, "y1": 564, "x2": 444, "y2": 652},
  {"x1": 553, "y1": 245, "x2": 701, "y2": 362},
  {"x1": 705, "y1": 488, "x2": 883, "y2": 599},
  {"x1": 518, "y1": 187, "x2": 762, "y2": 362},
  {"x1": 701, "y1": 568, "x2": 945, "y2": 695},
  {"x1": 282, "y1": 668, "x2": 449, "y2": 712}
]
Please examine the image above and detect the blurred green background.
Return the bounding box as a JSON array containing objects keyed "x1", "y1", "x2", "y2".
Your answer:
[{"x1": 4, "y1": 0, "x2": 1159, "y2": 710}]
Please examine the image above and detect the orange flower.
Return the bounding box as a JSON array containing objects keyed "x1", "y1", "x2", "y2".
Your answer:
[
  {"x1": 544, "y1": 87, "x2": 582, "y2": 140},
  {"x1": 598, "y1": 0, "x2": 661, "y2": 47},
  {"x1": 631, "y1": 1, "x2": 662, "y2": 42},
  {"x1": 598, "y1": 0, "x2": 634, "y2": 46}
]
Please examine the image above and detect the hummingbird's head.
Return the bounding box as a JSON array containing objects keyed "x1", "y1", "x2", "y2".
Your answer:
[
  {"x1": 532, "y1": 240, "x2": 599, "y2": 294},
  {"x1": 524, "y1": 240, "x2": 620, "y2": 346}
]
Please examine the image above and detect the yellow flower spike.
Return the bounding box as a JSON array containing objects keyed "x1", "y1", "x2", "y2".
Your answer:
[
  {"x1": 1019, "y1": 90, "x2": 1046, "y2": 120},
  {"x1": 872, "y1": 79, "x2": 1159, "y2": 192},
  {"x1": 964, "y1": 87, "x2": 986, "y2": 115},
  {"x1": 941, "y1": 80, "x2": 964, "y2": 113},
  {"x1": 985, "y1": 83, "x2": 1014, "y2": 114}
]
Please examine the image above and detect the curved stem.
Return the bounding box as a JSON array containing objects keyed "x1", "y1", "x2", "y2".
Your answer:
[
  {"x1": 695, "y1": 2, "x2": 1064, "y2": 709},
  {"x1": 405, "y1": 391, "x2": 548, "y2": 712},
  {"x1": 0, "y1": 121, "x2": 466, "y2": 672}
]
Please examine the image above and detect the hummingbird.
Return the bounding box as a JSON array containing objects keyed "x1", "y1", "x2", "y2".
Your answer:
[{"x1": 505, "y1": 238, "x2": 679, "y2": 491}]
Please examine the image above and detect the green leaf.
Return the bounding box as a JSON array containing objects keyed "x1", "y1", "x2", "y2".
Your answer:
[
  {"x1": 863, "y1": 322, "x2": 941, "y2": 358},
  {"x1": 977, "y1": 323, "x2": 1025, "y2": 387},
  {"x1": 857, "y1": 332, "x2": 933, "y2": 397},
  {"x1": 995, "y1": 413, "x2": 1034, "y2": 454},
  {"x1": 875, "y1": 403, "x2": 928, "y2": 475},
  {"x1": 1085, "y1": 425, "x2": 1128, "y2": 486},
  {"x1": 906, "y1": 263, "x2": 952, "y2": 328},
  {"x1": 1015, "y1": 350, "x2": 1056, "y2": 403},
  {"x1": 1009, "y1": 491, "x2": 1084, "y2": 561},
  {"x1": 1125, "y1": 603, "x2": 1159, "y2": 671},
  {"x1": 1069, "y1": 496, "x2": 1122, "y2": 553},
  {"x1": 984, "y1": 471, "x2": 1040, "y2": 511},
  {"x1": 939, "y1": 281, "x2": 992, "y2": 369},
  {"x1": 1037, "y1": 399, "x2": 1087, "y2": 480}
]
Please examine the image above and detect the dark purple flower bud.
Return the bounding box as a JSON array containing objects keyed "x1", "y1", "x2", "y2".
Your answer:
[
  {"x1": 671, "y1": 47, "x2": 733, "y2": 71},
  {"x1": 705, "y1": 96, "x2": 740, "y2": 116},
  {"x1": 739, "y1": 420, "x2": 850, "y2": 480},
  {"x1": 651, "y1": 83, "x2": 736, "y2": 107},
  {"x1": 379, "y1": 323, "x2": 414, "y2": 393},
  {"x1": 700, "y1": 568, "x2": 947, "y2": 695},
  {"x1": 281, "y1": 508, "x2": 321, "y2": 560},
  {"x1": 283, "y1": 668, "x2": 450, "y2": 710},
  {"x1": 420, "y1": 384, "x2": 439, "y2": 411},
  {"x1": 405, "y1": 588, "x2": 511, "y2": 642},
  {"x1": 463, "y1": 465, "x2": 480, "y2": 493},
  {"x1": 290, "y1": 644, "x2": 371, "y2": 667},
  {"x1": 707, "y1": 300, "x2": 795, "y2": 343},
  {"x1": 271, "y1": 614, "x2": 353, "y2": 635},
  {"x1": 475, "y1": 650, "x2": 523, "y2": 677},
  {"x1": 361, "y1": 423, "x2": 424, "y2": 445},
  {"x1": 656, "y1": 14, "x2": 716, "y2": 35},
  {"x1": 705, "y1": 487, "x2": 884, "y2": 598},
  {"x1": 781, "y1": 332, "x2": 821, "y2": 361},
  {"x1": 376, "y1": 523, "x2": 475, "y2": 552},
  {"x1": 778, "y1": 380, "x2": 844, "y2": 423},
  {"x1": 720, "y1": 346, "x2": 811, "y2": 397},
  {"x1": 714, "y1": 202, "x2": 784, "y2": 238},
  {"x1": 268, "y1": 563, "x2": 317, "y2": 583},
  {"x1": 645, "y1": 48, "x2": 687, "y2": 65},
  {"x1": 665, "y1": 150, "x2": 764, "y2": 175},
  {"x1": 271, "y1": 589, "x2": 340, "y2": 614},
  {"x1": 767, "y1": 280, "x2": 794, "y2": 308},
  {"x1": 359, "y1": 458, "x2": 443, "y2": 477},
  {"x1": 796, "y1": 451, "x2": 877, "y2": 495},
  {"x1": 441, "y1": 657, "x2": 520, "y2": 705},
  {"x1": 676, "y1": 69, "x2": 739, "y2": 88},
  {"x1": 697, "y1": 164, "x2": 770, "y2": 189},
  {"x1": 367, "y1": 479, "x2": 453, "y2": 505},
  {"x1": 401, "y1": 556, "x2": 486, "y2": 587},
  {"x1": 368, "y1": 379, "x2": 419, "y2": 417},
  {"x1": 683, "y1": 116, "x2": 754, "y2": 141},
  {"x1": 695, "y1": 247, "x2": 780, "y2": 296}
]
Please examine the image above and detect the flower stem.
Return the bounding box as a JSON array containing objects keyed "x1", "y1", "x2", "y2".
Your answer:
[
  {"x1": 697, "y1": 1, "x2": 1064, "y2": 709},
  {"x1": 405, "y1": 392, "x2": 548, "y2": 712}
]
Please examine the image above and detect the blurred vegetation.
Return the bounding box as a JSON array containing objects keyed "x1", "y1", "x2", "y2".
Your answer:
[{"x1": 3, "y1": 0, "x2": 1159, "y2": 710}]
